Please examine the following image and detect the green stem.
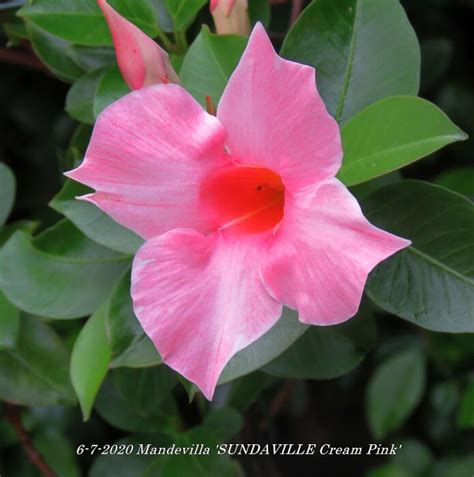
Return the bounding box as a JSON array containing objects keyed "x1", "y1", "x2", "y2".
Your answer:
[
  {"x1": 174, "y1": 31, "x2": 188, "y2": 53},
  {"x1": 155, "y1": 27, "x2": 174, "y2": 51}
]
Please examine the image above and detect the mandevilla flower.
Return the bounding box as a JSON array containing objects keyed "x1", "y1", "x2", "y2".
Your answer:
[
  {"x1": 210, "y1": 0, "x2": 251, "y2": 36},
  {"x1": 98, "y1": 0, "x2": 179, "y2": 89},
  {"x1": 66, "y1": 24, "x2": 410, "y2": 400}
]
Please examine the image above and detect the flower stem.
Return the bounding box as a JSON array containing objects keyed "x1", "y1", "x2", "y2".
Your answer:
[
  {"x1": 155, "y1": 27, "x2": 174, "y2": 51},
  {"x1": 174, "y1": 31, "x2": 188, "y2": 53}
]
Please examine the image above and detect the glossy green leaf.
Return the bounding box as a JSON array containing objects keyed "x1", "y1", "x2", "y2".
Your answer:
[
  {"x1": 366, "y1": 349, "x2": 426, "y2": 439},
  {"x1": 164, "y1": 0, "x2": 207, "y2": 31},
  {"x1": 338, "y1": 96, "x2": 467, "y2": 186},
  {"x1": 66, "y1": 68, "x2": 106, "y2": 124},
  {"x1": 0, "y1": 162, "x2": 15, "y2": 226},
  {"x1": 281, "y1": 0, "x2": 420, "y2": 123},
  {"x1": 94, "y1": 367, "x2": 178, "y2": 432},
  {"x1": 363, "y1": 180, "x2": 474, "y2": 332},
  {"x1": 93, "y1": 66, "x2": 130, "y2": 117},
  {"x1": 263, "y1": 308, "x2": 375, "y2": 379},
  {"x1": 219, "y1": 308, "x2": 307, "y2": 385},
  {"x1": 0, "y1": 290, "x2": 20, "y2": 350},
  {"x1": 19, "y1": 0, "x2": 159, "y2": 46},
  {"x1": 457, "y1": 381, "x2": 474, "y2": 429},
  {"x1": 180, "y1": 27, "x2": 247, "y2": 106},
  {"x1": 67, "y1": 45, "x2": 116, "y2": 71},
  {"x1": 26, "y1": 22, "x2": 84, "y2": 82},
  {"x1": 0, "y1": 220, "x2": 130, "y2": 319},
  {"x1": 70, "y1": 304, "x2": 111, "y2": 420},
  {"x1": 105, "y1": 269, "x2": 160, "y2": 368},
  {"x1": 434, "y1": 167, "x2": 474, "y2": 198},
  {"x1": 50, "y1": 180, "x2": 143, "y2": 255},
  {"x1": 0, "y1": 316, "x2": 75, "y2": 406}
]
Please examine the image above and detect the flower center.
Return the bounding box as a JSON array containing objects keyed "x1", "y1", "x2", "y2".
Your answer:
[{"x1": 200, "y1": 165, "x2": 285, "y2": 234}]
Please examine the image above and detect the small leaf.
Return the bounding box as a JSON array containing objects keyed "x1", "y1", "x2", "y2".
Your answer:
[
  {"x1": 93, "y1": 66, "x2": 130, "y2": 117},
  {"x1": 70, "y1": 304, "x2": 111, "y2": 420},
  {"x1": 0, "y1": 316, "x2": 75, "y2": 406},
  {"x1": 50, "y1": 180, "x2": 143, "y2": 255},
  {"x1": 94, "y1": 367, "x2": 178, "y2": 433},
  {"x1": 26, "y1": 22, "x2": 84, "y2": 82},
  {"x1": 338, "y1": 96, "x2": 467, "y2": 186},
  {"x1": 180, "y1": 26, "x2": 247, "y2": 106},
  {"x1": 66, "y1": 68, "x2": 106, "y2": 124},
  {"x1": 363, "y1": 180, "x2": 474, "y2": 332},
  {"x1": 0, "y1": 290, "x2": 20, "y2": 350},
  {"x1": 0, "y1": 220, "x2": 130, "y2": 319},
  {"x1": 218, "y1": 308, "x2": 307, "y2": 385},
  {"x1": 0, "y1": 162, "x2": 15, "y2": 226},
  {"x1": 263, "y1": 307, "x2": 375, "y2": 379},
  {"x1": 366, "y1": 349, "x2": 426, "y2": 439},
  {"x1": 281, "y1": 0, "x2": 420, "y2": 123}
]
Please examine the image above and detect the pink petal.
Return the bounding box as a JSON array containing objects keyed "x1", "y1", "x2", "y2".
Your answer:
[
  {"x1": 217, "y1": 23, "x2": 342, "y2": 192},
  {"x1": 98, "y1": 0, "x2": 179, "y2": 89},
  {"x1": 66, "y1": 84, "x2": 228, "y2": 240},
  {"x1": 131, "y1": 229, "x2": 282, "y2": 399},
  {"x1": 261, "y1": 179, "x2": 411, "y2": 325}
]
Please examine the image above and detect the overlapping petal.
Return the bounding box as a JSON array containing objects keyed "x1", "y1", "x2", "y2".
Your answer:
[
  {"x1": 261, "y1": 179, "x2": 411, "y2": 325},
  {"x1": 217, "y1": 23, "x2": 342, "y2": 192},
  {"x1": 66, "y1": 84, "x2": 228, "y2": 240},
  {"x1": 131, "y1": 229, "x2": 282, "y2": 399}
]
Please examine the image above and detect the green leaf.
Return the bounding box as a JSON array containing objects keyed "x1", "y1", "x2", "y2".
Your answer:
[
  {"x1": 457, "y1": 381, "x2": 474, "y2": 429},
  {"x1": 0, "y1": 162, "x2": 15, "y2": 226},
  {"x1": 70, "y1": 304, "x2": 111, "y2": 420},
  {"x1": 95, "y1": 367, "x2": 178, "y2": 433},
  {"x1": 33, "y1": 429, "x2": 81, "y2": 477},
  {"x1": 0, "y1": 316, "x2": 75, "y2": 406},
  {"x1": 263, "y1": 307, "x2": 375, "y2": 379},
  {"x1": 0, "y1": 220, "x2": 38, "y2": 248},
  {"x1": 105, "y1": 269, "x2": 160, "y2": 368},
  {"x1": 227, "y1": 372, "x2": 275, "y2": 412},
  {"x1": 366, "y1": 349, "x2": 426, "y2": 439},
  {"x1": 202, "y1": 408, "x2": 243, "y2": 443},
  {"x1": 363, "y1": 180, "x2": 474, "y2": 332},
  {"x1": 26, "y1": 22, "x2": 84, "y2": 82},
  {"x1": 67, "y1": 45, "x2": 116, "y2": 71},
  {"x1": 180, "y1": 26, "x2": 247, "y2": 106},
  {"x1": 0, "y1": 290, "x2": 20, "y2": 350},
  {"x1": 281, "y1": 0, "x2": 420, "y2": 123},
  {"x1": 434, "y1": 167, "x2": 474, "y2": 198},
  {"x1": 338, "y1": 96, "x2": 467, "y2": 186},
  {"x1": 0, "y1": 220, "x2": 130, "y2": 319},
  {"x1": 93, "y1": 66, "x2": 130, "y2": 117},
  {"x1": 164, "y1": 0, "x2": 207, "y2": 31},
  {"x1": 219, "y1": 308, "x2": 307, "y2": 385},
  {"x1": 50, "y1": 180, "x2": 143, "y2": 255},
  {"x1": 19, "y1": 0, "x2": 159, "y2": 46},
  {"x1": 66, "y1": 68, "x2": 106, "y2": 124},
  {"x1": 390, "y1": 439, "x2": 433, "y2": 476}
]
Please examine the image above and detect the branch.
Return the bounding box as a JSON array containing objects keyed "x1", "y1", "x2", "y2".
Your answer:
[{"x1": 4, "y1": 403, "x2": 57, "y2": 477}]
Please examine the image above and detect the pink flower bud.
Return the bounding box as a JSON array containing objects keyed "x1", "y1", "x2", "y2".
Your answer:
[
  {"x1": 98, "y1": 0, "x2": 179, "y2": 90},
  {"x1": 210, "y1": 0, "x2": 251, "y2": 36}
]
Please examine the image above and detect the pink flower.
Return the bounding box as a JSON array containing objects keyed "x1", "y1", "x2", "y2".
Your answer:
[
  {"x1": 210, "y1": 0, "x2": 251, "y2": 36},
  {"x1": 66, "y1": 24, "x2": 410, "y2": 399},
  {"x1": 98, "y1": 0, "x2": 179, "y2": 89}
]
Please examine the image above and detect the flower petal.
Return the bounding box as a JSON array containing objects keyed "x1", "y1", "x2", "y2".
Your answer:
[
  {"x1": 66, "y1": 84, "x2": 228, "y2": 240},
  {"x1": 217, "y1": 23, "x2": 342, "y2": 191},
  {"x1": 98, "y1": 0, "x2": 179, "y2": 89},
  {"x1": 261, "y1": 179, "x2": 411, "y2": 325},
  {"x1": 131, "y1": 229, "x2": 282, "y2": 399}
]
